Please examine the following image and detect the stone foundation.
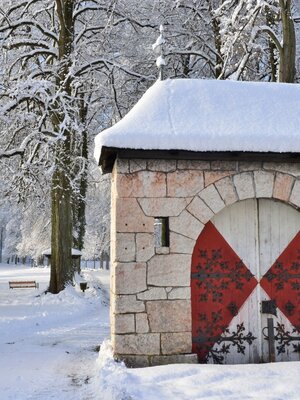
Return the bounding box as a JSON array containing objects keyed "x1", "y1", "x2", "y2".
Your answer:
[{"x1": 110, "y1": 157, "x2": 300, "y2": 366}]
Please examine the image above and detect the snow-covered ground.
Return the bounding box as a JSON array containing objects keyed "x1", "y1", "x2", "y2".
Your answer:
[
  {"x1": 0, "y1": 263, "x2": 110, "y2": 400},
  {"x1": 0, "y1": 263, "x2": 299, "y2": 400}
]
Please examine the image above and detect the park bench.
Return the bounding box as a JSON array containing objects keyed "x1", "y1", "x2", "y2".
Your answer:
[{"x1": 9, "y1": 281, "x2": 39, "y2": 289}]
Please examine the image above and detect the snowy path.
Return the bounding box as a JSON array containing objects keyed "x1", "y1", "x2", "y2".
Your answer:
[{"x1": 0, "y1": 264, "x2": 110, "y2": 400}]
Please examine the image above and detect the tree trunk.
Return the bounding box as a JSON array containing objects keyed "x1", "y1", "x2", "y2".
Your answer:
[
  {"x1": 49, "y1": 0, "x2": 75, "y2": 293},
  {"x1": 72, "y1": 97, "x2": 88, "y2": 253},
  {"x1": 212, "y1": 17, "x2": 223, "y2": 79},
  {"x1": 266, "y1": 7, "x2": 277, "y2": 82},
  {"x1": 72, "y1": 146, "x2": 87, "y2": 254},
  {"x1": 279, "y1": 0, "x2": 296, "y2": 83},
  {"x1": 49, "y1": 168, "x2": 73, "y2": 293}
]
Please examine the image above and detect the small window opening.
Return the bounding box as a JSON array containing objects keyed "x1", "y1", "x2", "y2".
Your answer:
[{"x1": 154, "y1": 217, "x2": 169, "y2": 247}]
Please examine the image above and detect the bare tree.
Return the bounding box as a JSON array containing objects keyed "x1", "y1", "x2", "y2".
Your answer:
[{"x1": 0, "y1": 0, "x2": 156, "y2": 293}]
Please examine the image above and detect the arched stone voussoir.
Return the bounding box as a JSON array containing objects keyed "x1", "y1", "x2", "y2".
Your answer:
[
  {"x1": 233, "y1": 172, "x2": 255, "y2": 201},
  {"x1": 273, "y1": 172, "x2": 295, "y2": 203},
  {"x1": 288, "y1": 178, "x2": 300, "y2": 209},
  {"x1": 198, "y1": 184, "x2": 225, "y2": 214},
  {"x1": 253, "y1": 170, "x2": 275, "y2": 198},
  {"x1": 169, "y1": 231, "x2": 196, "y2": 255},
  {"x1": 187, "y1": 196, "x2": 215, "y2": 225},
  {"x1": 169, "y1": 209, "x2": 204, "y2": 240}
]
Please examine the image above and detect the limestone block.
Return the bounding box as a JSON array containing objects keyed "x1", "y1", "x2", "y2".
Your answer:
[
  {"x1": 169, "y1": 210, "x2": 204, "y2": 240},
  {"x1": 177, "y1": 160, "x2": 210, "y2": 170},
  {"x1": 263, "y1": 162, "x2": 300, "y2": 177},
  {"x1": 150, "y1": 354, "x2": 198, "y2": 366},
  {"x1": 169, "y1": 232, "x2": 195, "y2": 254},
  {"x1": 168, "y1": 287, "x2": 191, "y2": 300},
  {"x1": 161, "y1": 332, "x2": 192, "y2": 355},
  {"x1": 137, "y1": 287, "x2": 167, "y2": 301},
  {"x1": 199, "y1": 185, "x2": 225, "y2": 214},
  {"x1": 113, "y1": 333, "x2": 160, "y2": 355},
  {"x1": 113, "y1": 262, "x2": 147, "y2": 295},
  {"x1": 136, "y1": 233, "x2": 154, "y2": 262},
  {"x1": 155, "y1": 247, "x2": 170, "y2": 255},
  {"x1": 147, "y1": 300, "x2": 191, "y2": 332},
  {"x1": 211, "y1": 161, "x2": 237, "y2": 171},
  {"x1": 147, "y1": 159, "x2": 177, "y2": 172},
  {"x1": 254, "y1": 171, "x2": 274, "y2": 198},
  {"x1": 167, "y1": 170, "x2": 204, "y2": 197},
  {"x1": 112, "y1": 313, "x2": 135, "y2": 334},
  {"x1": 204, "y1": 171, "x2": 233, "y2": 187},
  {"x1": 215, "y1": 177, "x2": 238, "y2": 206},
  {"x1": 273, "y1": 173, "x2": 294, "y2": 202},
  {"x1": 290, "y1": 179, "x2": 300, "y2": 208},
  {"x1": 147, "y1": 254, "x2": 191, "y2": 287},
  {"x1": 116, "y1": 171, "x2": 166, "y2": 198},
  {"x1": 187, "y1": 196, "x2": 214, "y2": 224},
  {"x1": 118, "y1": 355, "x2": 150, "y2": 368},
  {"x1": 115, "y1": 233, "x2": 136, "y2": 262},
  {"x1": 115, "y1": 158, "x2": 129, "y2": 173},
  {"x1": 129, "y1": 159, "x2": 147, "y2": 172},
  {"x1": 238, "y1": 161, "x2": 262, "y2": 171},
  {"x1": 112, "y1": 295, "x2": 145, "y2": 314},
  {"x1": 138, "y1": 197, "x2": 191, "y2": 217},
  {"x1": 233, "y1": 172, "x2": 255, "y2": 200},
  {"x1": 116, "y1": 198, "x2": 153, "y2": 233},
  {"x1": 136, "y1": 313, "x2": 149, "y2": 333}
]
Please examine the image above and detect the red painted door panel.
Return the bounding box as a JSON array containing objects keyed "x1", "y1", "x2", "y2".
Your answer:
[{"x1": 191, "y1": 199, "x2": 300, "y2": 364}]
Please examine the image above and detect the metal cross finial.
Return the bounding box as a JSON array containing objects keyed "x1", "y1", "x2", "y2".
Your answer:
[{"x1": 152, "y1": 24, "x2": 166, "y2": 80}]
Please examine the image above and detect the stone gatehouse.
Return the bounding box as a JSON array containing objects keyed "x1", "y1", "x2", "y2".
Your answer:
[{"x1": 95, "y1": 79, "x2": 300, "y2": 367}]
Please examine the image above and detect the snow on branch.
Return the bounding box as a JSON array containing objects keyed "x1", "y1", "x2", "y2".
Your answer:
[
  {"x1": 73, "y1": 3, "x2": 155, "y2": 29},
  {"x1": 165, "y1": 49, "x2": 214, "y2": 65},
  {"x1": 256, "y1": 25, "x2": 283, "y2": 52},
  {"x1": 3, "y1": 39, "x2": 54, "y2": 51},
  {"x1": 8, "y1": 49, "x2": 57, "y2": 76},
  {"x1": 75, "y1": 58, "x2": 154, "y2": 80},
  {"x1": 73, "y1": 5, "x2": 102, "y2": 19},
  {"x1": 0, "y1": 19, "x2": 58, "y2": 42},
  {"x1": 0, "y1": 132, "x2": 37, "y2": 159}
]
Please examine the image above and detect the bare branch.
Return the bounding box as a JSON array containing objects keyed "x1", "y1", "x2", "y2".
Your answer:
[
  {"x1": 0, "y1": 19, "x2": 58, "y2": 42},
  {"x1": 75, "y1": 58, "x2": 155, "y2": 80},
  {"x1": 258, "y1": 25, "x2": 283, "y2": 52}
]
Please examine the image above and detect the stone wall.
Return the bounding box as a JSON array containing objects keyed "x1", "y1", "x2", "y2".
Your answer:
[{"x1": 110, "y1": 157, "x2": 300, "y2": 367}]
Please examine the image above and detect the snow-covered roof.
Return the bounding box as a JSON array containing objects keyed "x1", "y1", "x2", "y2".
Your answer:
[{"x1": 94, "y1": 78, "x2": 300, "y2": 165}]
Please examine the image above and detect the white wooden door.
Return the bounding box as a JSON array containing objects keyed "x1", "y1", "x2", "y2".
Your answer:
[{"x1": 191, "y1": 199, "x2": 300, "y2": 364}]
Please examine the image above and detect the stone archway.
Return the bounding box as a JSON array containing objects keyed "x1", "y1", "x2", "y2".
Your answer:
[{"x1": 186, "y1": 170, "x2": 300, "y2": 231}]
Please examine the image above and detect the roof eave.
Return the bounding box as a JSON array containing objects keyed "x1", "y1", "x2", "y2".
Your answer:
[{"x1": 99, "y1": 146, "x2": 300, "y2": 174}]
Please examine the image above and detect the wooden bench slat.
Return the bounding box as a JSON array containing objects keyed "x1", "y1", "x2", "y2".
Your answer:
[{"x1": 9, "y1": 281, "x2": 39, "y2": 289}]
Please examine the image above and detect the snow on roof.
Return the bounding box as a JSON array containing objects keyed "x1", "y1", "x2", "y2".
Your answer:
[{"x1": 94, "y1": 78, "x2": 300, "y2": 164}]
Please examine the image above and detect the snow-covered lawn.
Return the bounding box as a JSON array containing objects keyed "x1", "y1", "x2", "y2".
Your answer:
[
  {"x1": 0, "y1": 263, "x2": 110, "y2": 400},
  {"x1": 0, "y1": 263, "x2": 299, "y2": 400}
]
